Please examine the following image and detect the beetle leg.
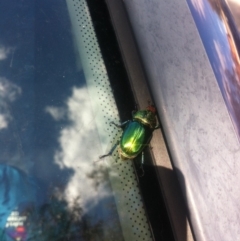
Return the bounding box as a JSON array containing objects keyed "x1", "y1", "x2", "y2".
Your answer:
[
  {"x1": 131, "y1": 103, "x2": 139, "y2": 117},
  {"x1": 110, "y1": 120, "x2": 130, "y2": 128},
  {"x1": 139, "y1": 151, "x2": 145, "y2": 177},
  {"x1": 99, "y1": 141, "x2": 119, "y2": 159},
  {"x1": 131, "y1": 110, "x2": 137, "y2": 117},
  {"x1": 154, "y1": 124, "x2": 161, "y2": 129}
]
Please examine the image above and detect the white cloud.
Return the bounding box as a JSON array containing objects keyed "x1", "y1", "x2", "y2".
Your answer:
[
  {"x1": 0, "y1": 77, "x2": 21, "y2": 101},
  {"x1": 0, "y1": 77, "x2": 21, "y2": 130},
  {"x1": 190, "y1": 0, "x2": 206, "y2": 19},
  {"x1": 0, "y1": 46, "x2": 11, "y2": 60},
  {"x1": 0, "y1": 114, "x2": 8, "y2": 129},
  {"x1": 227, "y1": 0, "x2": 240, "y2": 4},
  {"x1": 50, "y1": 86, "x2": 108, "y2": 211},
  {"x1": 45, "y1": 106, "x2": 66, "y2": 121}
]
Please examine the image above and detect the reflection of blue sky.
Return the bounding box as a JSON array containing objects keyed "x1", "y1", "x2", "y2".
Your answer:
[
  {"x1": 187, "y1": 0, "x2": 240, "y2": 138},
  {"x1": 0, "y1": 0, "x2": 123, "y2": 239}
]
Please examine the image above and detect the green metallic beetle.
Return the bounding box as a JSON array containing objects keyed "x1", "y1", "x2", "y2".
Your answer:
[{"x1": 100, "y1": 105, "x2": 159, "y2": 175}]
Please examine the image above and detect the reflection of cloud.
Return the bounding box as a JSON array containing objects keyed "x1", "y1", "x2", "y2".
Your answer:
[
  {"x1": 0, "y1": 77, "x2": 21, "y2": 101},
  {"x1": 45, "y1": 106, "x2": 66, "y2": 120},
  {"x1": 214, "y1": 40, "x2": 228, "y2": 69},
  {"x1": 226, "y1": 0, "x2": 240, "y2": 32},
  {"x1": 0, "y1": 114, "x2": 8, "y2": 129},
  {"x1": 0, "y1": 46, "x2": 11, "y2": 60},
  {"x1": 213, "y1": 38, "x2": 240, "y2": 136},
  {"x1": 213, "y1": 40, "x2": 232, "y2": 98},
  {"x1": 190, "y1": 0, "x2": 206, "y2": 18},
  {"x1": 0, "y1": 77, "x2": 21, "y2": 130},
  {"x1": 227, "y1": 0, "x2": 240, "y2": 5},
  {"x1": 49, "y1": 86, "x2": 108, "y2": 212}
]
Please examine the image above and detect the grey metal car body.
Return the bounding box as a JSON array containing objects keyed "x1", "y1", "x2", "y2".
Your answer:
[{"x1": 122, "y1": 0, "x2": 240, "y2": 240}]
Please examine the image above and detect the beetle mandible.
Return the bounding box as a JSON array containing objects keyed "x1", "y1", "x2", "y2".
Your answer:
[{"x1": 100, "y1": 105, "x2": 159, "y2": 176}]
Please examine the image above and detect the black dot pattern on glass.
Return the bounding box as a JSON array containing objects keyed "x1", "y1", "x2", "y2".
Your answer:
[{"x1": 68, "y1": 0, "x2": 153, "y2": 240}]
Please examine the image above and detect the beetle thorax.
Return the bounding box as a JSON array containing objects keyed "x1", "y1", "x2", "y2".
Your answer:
[{"x1": 133, "y1": 110, "x2": 157, "y2": 129}]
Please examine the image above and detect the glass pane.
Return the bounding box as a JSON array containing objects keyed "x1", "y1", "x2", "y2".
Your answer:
[{"x1": 0, "y1": 0, "x2": 153, "y2": 240}]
